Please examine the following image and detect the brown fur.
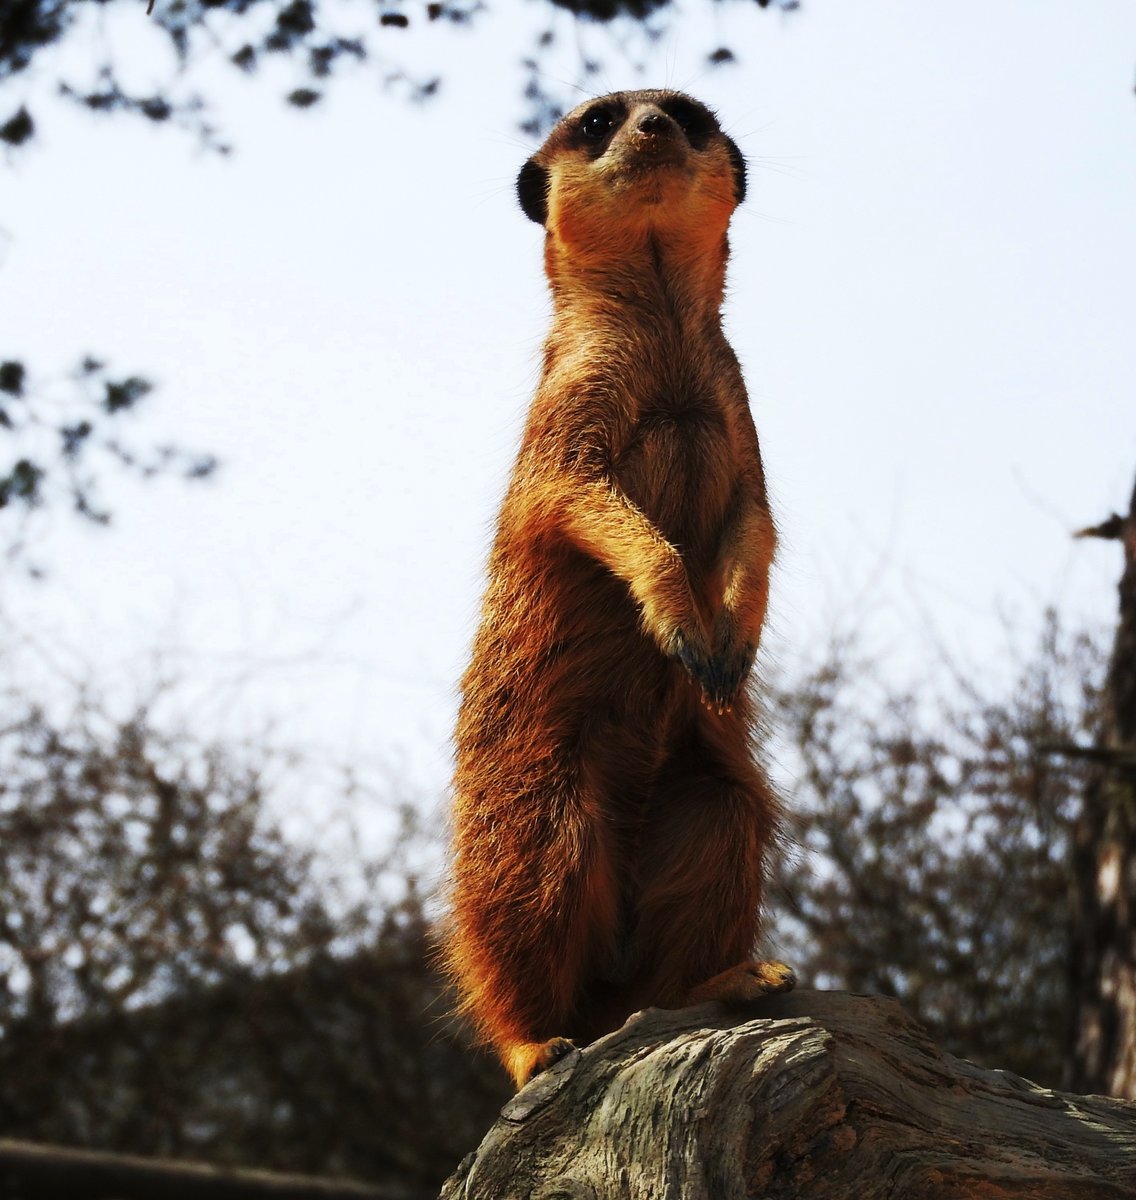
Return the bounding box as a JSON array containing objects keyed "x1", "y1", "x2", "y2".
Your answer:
[{"x1": 444, "y1": 90, "x2": 792, "y2": 1090}]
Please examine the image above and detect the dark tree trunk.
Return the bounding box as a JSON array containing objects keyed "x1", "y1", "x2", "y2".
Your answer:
[
  {"x1": 441, "y1": 991, "x2": 1136, "y2": 1199},
  {"x1": 1067, "y1": 472, "x2": 1136, "y2": 1098},
  {"x1": 0, "y1": 1140, "x2": 428, "y2": 1200}
]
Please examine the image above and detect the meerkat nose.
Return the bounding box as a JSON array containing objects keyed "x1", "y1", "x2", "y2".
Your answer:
[{"x1": 637, "y1": 110, "x2": 670, "y2": 135}]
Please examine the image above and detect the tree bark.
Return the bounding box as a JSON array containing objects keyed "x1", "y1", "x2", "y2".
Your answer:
[
  {"x1": 440, "y1": 990, "x2": 1136, "y2": 1200},
  {"x1": 1068, "y1": 472, "x2": 1136, "y2": 1098}
]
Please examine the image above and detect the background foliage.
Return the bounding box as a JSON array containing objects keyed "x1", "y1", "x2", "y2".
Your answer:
[{"x1": 0, "y1": 615, "x2": 1107, "y2": 1187}]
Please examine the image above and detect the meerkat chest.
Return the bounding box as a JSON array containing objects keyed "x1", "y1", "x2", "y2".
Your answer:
[{"x1": 614, "y1": 385, "x2": 737, "y2": 545}]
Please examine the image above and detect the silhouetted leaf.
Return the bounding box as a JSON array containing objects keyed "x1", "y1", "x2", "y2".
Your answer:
[
  {"x1": 276, "y1": 0, "x2": 315, "y2": 36},
  {"x1": 0, "y1": 459, "x2": 44, "y2": 507},
  {"x1": 0, "y1": 361, "x2": 25, "y2": 396},
  {"x1": 184, "y1": 455, "x2": 219, "y2": 480},
  {"x1": 231, "y1": 44, "x2": 256, "y2": 71},
  {"x1": 60, "y1": 420, "x2": 93, "y2": 459},
  {"x1": 103, "y1": 376, "x2": 152, "y2": 414},
  {"x1": 0, "y1": 106, "x2": 33, "y2": 145},
  {"x1": 140, "y1": 96, "x2": 172, "y2": 122}
]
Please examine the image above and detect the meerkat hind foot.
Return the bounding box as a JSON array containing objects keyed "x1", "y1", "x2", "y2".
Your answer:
[
  {"x1": 508, "y1": 1036, "x2": 578, "y2": 1090},
  {"x1": 686, "y1": 959, "x2": 796, "y2": 1007}
]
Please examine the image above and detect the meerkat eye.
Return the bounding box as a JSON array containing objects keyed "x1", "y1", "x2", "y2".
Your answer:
[{"x1": 580, "y1": 108, "x2": 616, "y2": 140}]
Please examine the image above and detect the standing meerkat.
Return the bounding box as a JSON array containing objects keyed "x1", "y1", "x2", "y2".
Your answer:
[{"x1": 445, "y1": 89, "x2": 794, "y2": 1090}]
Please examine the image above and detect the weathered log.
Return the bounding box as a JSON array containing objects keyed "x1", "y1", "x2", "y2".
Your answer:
[{"x1": 440, "y1": 990, "x2": 1136, "y2": 1199}]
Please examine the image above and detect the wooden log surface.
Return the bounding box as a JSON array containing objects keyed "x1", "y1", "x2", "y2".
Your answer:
[{"x1": 439, "y1": 990, "x2": 1136, "y2": 1199}]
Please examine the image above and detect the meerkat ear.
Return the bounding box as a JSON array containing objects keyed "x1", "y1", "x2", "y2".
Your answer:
[
  {"x1": 517, "y1": 157, "x2": 550, "y2": 225},
  {"x1": 725, "y1": 136, "x2": 747, "y2": 206}
]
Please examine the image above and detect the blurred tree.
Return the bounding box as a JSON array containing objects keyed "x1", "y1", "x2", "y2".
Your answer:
[
  {"x1": 0, "y1": 611, "x2": 1117, "y2": 1189},
  {"x1": 1065, "y1": 471, "x2": 1136, "y2": 1099},
  {"x1": 0, "y1": 682, "x2": 505, "y2": 1188},
  {"x1": 767, "y1": 611, "x2": 1105, "y2": 1089}
]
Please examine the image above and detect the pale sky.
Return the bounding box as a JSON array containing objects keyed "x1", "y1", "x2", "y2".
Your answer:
[{"x1": 3, "y1": 0, "x2": 1135, "y2": 821}]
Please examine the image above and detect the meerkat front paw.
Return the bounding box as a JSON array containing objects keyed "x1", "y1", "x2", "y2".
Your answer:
[
  {"x1": 671, "y1": 616, "x2": 756, "y2": 714},
  {"x1": 667, "y1": 627, "x2": 717, "y2": 696},
  {"x1": 703, "y1": 612, "x2": 755, "y2": 713}
]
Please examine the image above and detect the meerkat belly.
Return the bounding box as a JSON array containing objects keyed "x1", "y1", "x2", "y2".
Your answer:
[
  {"x1": 460, "y1": 544, "x2": 671, "y2": 750},
  {"x1": 616, "y1": 401, "x2": 735, "y2": 562}
]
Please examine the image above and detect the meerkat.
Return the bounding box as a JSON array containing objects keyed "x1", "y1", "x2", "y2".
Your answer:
[{"x1": 444, "y1": 89, "x2": 793, "y2": 1090}]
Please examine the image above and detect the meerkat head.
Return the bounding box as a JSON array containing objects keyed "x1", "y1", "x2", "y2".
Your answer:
[{"x1": 516, "y1": 90, "x2": 746, "y2": 255}]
